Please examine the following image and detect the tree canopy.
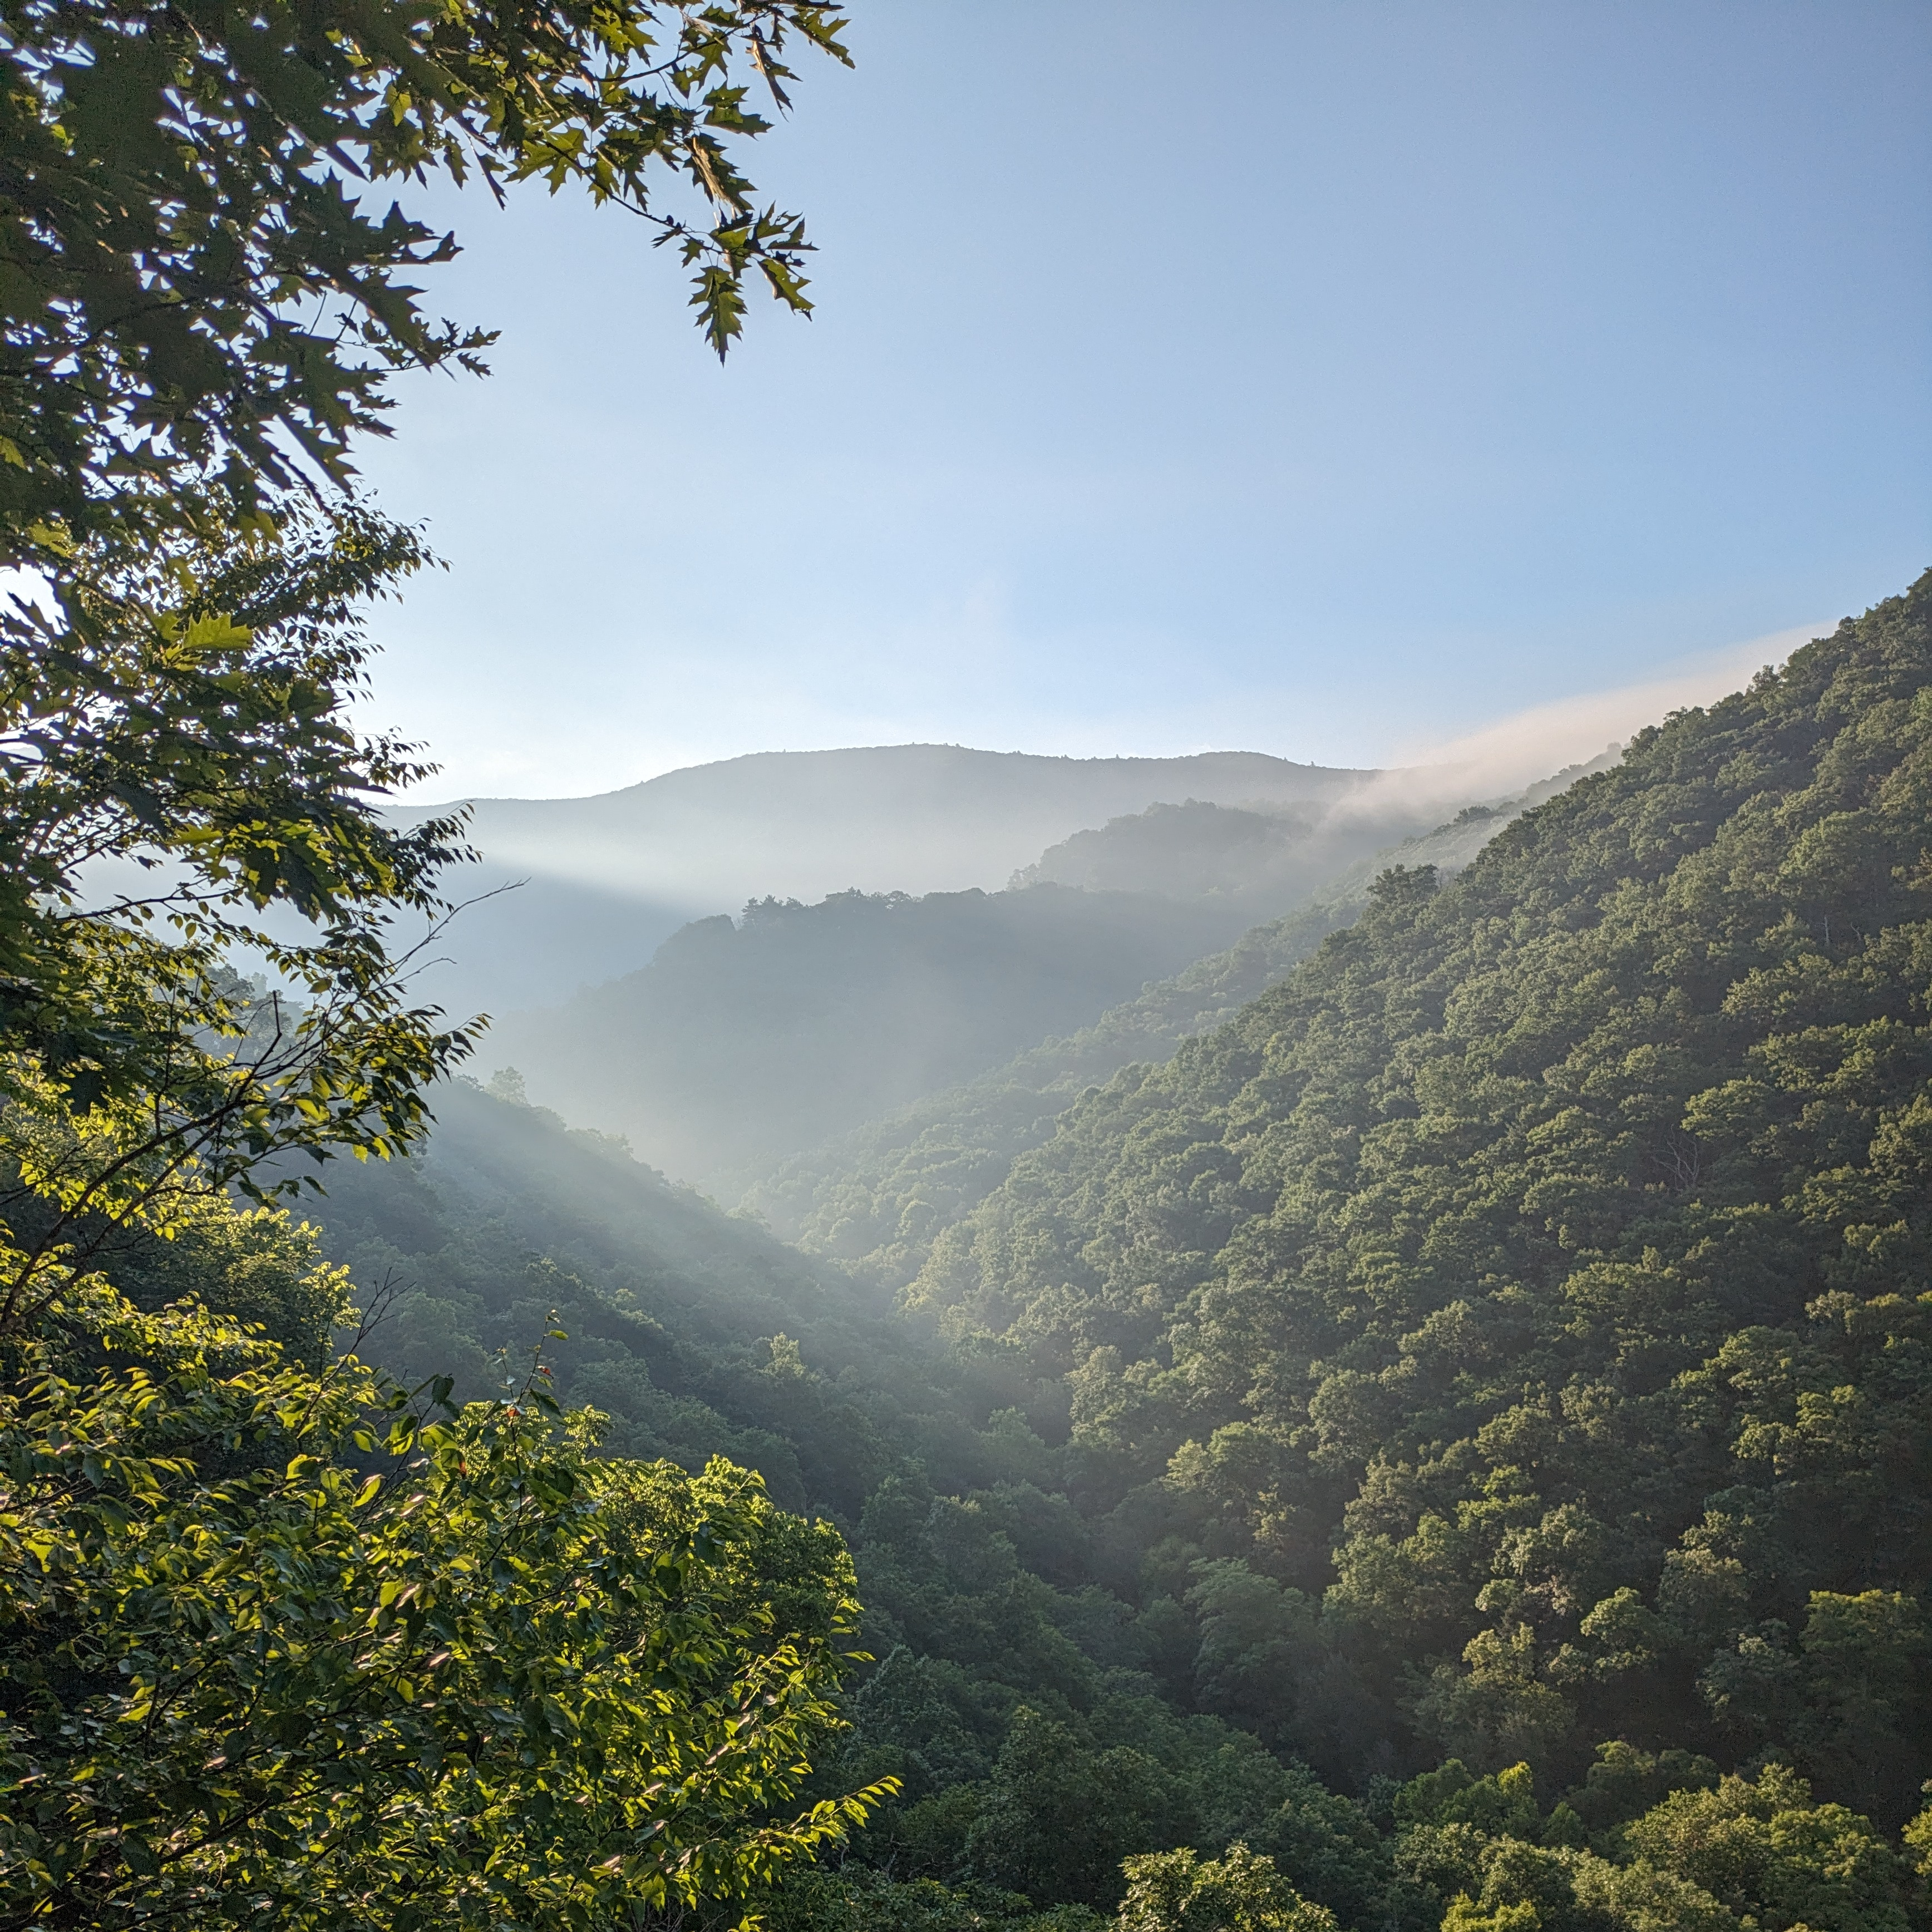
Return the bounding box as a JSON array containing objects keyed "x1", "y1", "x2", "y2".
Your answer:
[
  {"x1": 0, "y1": 506, "x2": 478, "y2": 1325},
  {"x1": 0, "y1": 0, "x2": 849, "y2": 569},
  {"x1": 904, "y1": 575, "x2": 1932, "y2": 1823},
  {"x1": 0, "y1": 1266, "x2": 880, "y2": 1930},
  {"x1": 0, "y1": 0, "x2": 849, "y2": 1322}
]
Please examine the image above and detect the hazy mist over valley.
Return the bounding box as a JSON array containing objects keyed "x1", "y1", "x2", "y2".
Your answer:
[
  {"x1": 400, "y1": 746, "x2": 1385, "y2": 1013},
  {"x1": 421, "y1": 741, "x2": 1620, "y2": 1192},
  {"x1": 397, "y1": 726, "x2": 1655, "y2": 1018}
]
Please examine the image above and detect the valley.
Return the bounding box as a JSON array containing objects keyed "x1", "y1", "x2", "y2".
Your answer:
[
  {"x1": 295, "y1": 579, "x2": 1932, "y2": 1928},
  {"x1": 4, "y1": 16, "x2": 1919, "y2": 1931}
]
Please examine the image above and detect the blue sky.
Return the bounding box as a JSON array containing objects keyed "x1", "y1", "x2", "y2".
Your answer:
[{"x1": 354, "y1": 1, "x2": 1932, "y2": 800}]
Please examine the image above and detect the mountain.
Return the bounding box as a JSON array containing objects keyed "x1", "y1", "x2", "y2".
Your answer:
[
  {"x1": 749, "y1": 756, "x2": 1617, "y2": 1288},
  {"x1": 461, "y1": 752, "x2": 1579, "y2": 1196},
  {"x1": 403, "y1": 745, "x2": 1391, "y2": 1016},
  {"x1": 893, "y1": 578, "x2": 1932, "y2": 1822},
  {"x1": 1011, "y1": 792, "x2": 1459, "y2": 906},
  {"x1": 482, "y1": 884, "x2": 1261, "y2": 1195}
]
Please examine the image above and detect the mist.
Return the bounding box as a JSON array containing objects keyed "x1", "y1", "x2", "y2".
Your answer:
[
  {"x1": 1361, "y1": 620, "x2": 1825, "y2": 812},
  {"x1": 398, "y1": 746, "x2": 1382, "y2": 1014}
]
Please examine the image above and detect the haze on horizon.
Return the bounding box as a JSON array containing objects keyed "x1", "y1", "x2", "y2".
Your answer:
[{"x1": 418, "y1": 618, "x2": 1818, "y2": 811}]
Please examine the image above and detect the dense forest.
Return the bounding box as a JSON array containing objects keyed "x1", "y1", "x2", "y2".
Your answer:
[
  {"x1": 284, "y1": 589, "x2": 1932, "y2": 1927},
  {"x1": 862, "y1": 577, "x2": 1932, "y2": 1919}
]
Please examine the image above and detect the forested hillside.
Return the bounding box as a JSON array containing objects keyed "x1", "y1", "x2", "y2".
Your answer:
[
  {"x1": 900, "y1": 577, "x2": 1932, "y2": 1838},
  {"x1": 1009, "y1": 788, "x2": 1469, "y2": 909},
  {"x1": 300, "y1": 1082, "x2": 1451, "y2": 1928},
  {"x1": 307, "y1": 1075, "x2": 991, "y2": 1516},
  {"x1": 487, "y1": 884, "x2": 1258, "y2": 1191},
  {"x1": 751, "y1": 758, "x2": 1613, "y2": 1290}
]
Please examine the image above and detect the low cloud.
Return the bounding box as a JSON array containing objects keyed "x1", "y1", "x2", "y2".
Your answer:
[{"x1": 1351, "y1": 621, "x2": 1830, "y2": 815}]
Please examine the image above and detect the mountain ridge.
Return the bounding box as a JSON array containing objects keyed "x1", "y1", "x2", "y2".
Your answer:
[
  {"x1": 399, "y1": 743, "x2": 1399, "y2": 1016},
  {"x1": 747, "y1": 753, "x2": 1618, "y2": 1285}
]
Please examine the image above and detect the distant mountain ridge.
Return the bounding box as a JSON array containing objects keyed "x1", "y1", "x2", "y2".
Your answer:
[
  {"x1": 422, "y1": 745, "x2": 1378, "y2": 870},
  {"x1": 401, "y1": 745, "x2": 1387, "y2": 1014}
]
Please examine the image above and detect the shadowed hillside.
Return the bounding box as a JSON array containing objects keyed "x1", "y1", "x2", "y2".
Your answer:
[
  {"x1": 900, "y1": 579, "x2": 1932, "y2": 1821},
  {"x1": 484, "y1": 884, "x2": 1259, "y2": 1194}
]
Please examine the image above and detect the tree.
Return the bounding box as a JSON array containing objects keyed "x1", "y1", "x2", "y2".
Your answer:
[
  {"x1": 0, "y1": 1, "x2": 853, "y2": 1319},
  {"x1": 0, "y1": 0, "x2": 850, "y2": 572},
  {"x1": 0, "y1": 1274, "x2": 884, "y2": 1932},
  {"x1": 1115, "y1": 1845, "x2": 1337, "y2": 1932},
  {"x1": 964, "y1": 1708, "x2": 1180, "y2": 1909},
  {"x1": 0, "y1": 11, "x2": 883, "y2": 1923},
  {"x1": 0, "y1": 505, "x2": 482, "y2": 1326},
  {"x1": 1619, "y1": 1765, "x2": 1912, "y2": 1932}
]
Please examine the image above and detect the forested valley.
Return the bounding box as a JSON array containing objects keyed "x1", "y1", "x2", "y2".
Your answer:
[
  {"x1": 2, "y1": 3, "x2": 1927, "y2": 1930},
  {"x1": 280, "y1": 579, "x2": 1932, "y2": 1931}
]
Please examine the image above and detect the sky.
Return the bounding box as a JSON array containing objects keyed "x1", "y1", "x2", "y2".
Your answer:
[{"x1": 351, "y1": 0, "x2": 1932, "y2": 801}]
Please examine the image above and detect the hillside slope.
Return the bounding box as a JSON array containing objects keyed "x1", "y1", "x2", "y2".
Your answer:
[
  {"x1": 902, "y1": 579, "x2": 1932, "y2": 1821},
  {"x1": 750, "y1": 760, "x2": 1613, "y2": 1289},
  {"x1": 301, "y1": 1077, "x2": 1450, "y2": 1924},
  {"x1": 308, "y1": 1076, "x2": 987, "y2": 1519},
  {"x1": 1011, "y1": 790, "x2": 1469, "y2": 907},
  {"x1": 487, "y1": 885, "x2": 1260, "y2": 1194},
  {"x1": 298, "y1": 596, "x2": 1932, "y2": 1926}
]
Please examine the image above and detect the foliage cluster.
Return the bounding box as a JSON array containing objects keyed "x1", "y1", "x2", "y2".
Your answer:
[
  {"x1": 0, "y1": 0, "x2": 850, "y2": 1330},
  {"x1": 0, "y1": 506, "x2": 482, "y2": 1338},
  {"x1": 0, "y1": 1217, "x2": 879, "y2": 1931},
  {"x1": 0, "y1": 0, "x2": 847, "y2": 575},
  {"x1": 0, "y1": 9, "x2": 876, "y2": 1926}
]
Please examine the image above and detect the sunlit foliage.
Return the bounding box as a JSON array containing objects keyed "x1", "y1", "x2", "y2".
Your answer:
[{"x1": 0, "y1": 1249, "x2": 880, "y2": 1930}]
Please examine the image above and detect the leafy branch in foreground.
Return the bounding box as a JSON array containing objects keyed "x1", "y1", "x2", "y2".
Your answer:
[
  {"x1": 0, "y1": 0, "x2": 859, "y2": 1307},
  {"x1": 0, "y1": 4, "x2": 883, "y2": 1925},
  {"x1": 0, "y1": 502, "x2": 486, "y2": 1324},
  {"x1": 0, "y1": 1284, "x2": 888, "y2": 1932},
  {"x1": 0, "y1": 0, "x2": 853, "y2": 575}
]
